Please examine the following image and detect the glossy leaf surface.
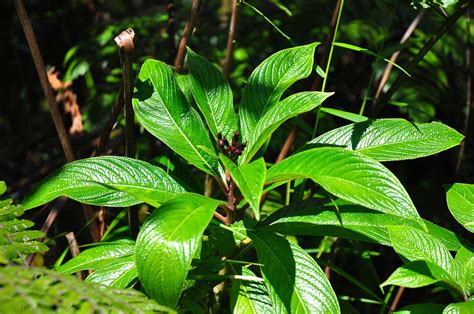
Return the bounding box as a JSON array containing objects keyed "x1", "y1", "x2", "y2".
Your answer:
[
  {"x1": 135, "y1": 194, "x2": 221, "y2": 307},
  {"x1": 85, "y1": 255, "x2": 137, "y2": 289},
  {"x1": 381, "y1": 261, "x2": 438, "y2": 288},
  {"x1": 230, "y1": 268, "x2": 273, "y2": 314},
  {"x1": 133, "y1": 59, "x2": 218, "y2": 175},
  {"x1": 446, "y1": 183, "x2": 474, "y2": 232},
  {"x1": 251, "y1": 230, "x2": 339, "y2": 313},
  {"x1": 57, "y1": 239, "x2": 135, "y2": 274},
  {"x1": 187, "y1": 48, "x2": 237, "y2": 139},
  {"x1": 22, "y1": 157, "x2": 186, "y2": 209},
  {"x1": 221, "y1": 156, "x2": 266, "y2": 220},
  {"x1": 266, "y1": 147, "x2": 420, "y2": 221},
  {"x1": 311, "y1": 119, "x2": 463, "y2": 162},
  {"x1": 242, "y1": 91, "x2": 332, "y2": 163},
  {"x1": 261, "y1": 200, "x2": 463, "y2": 250},
  {"x1": 443, "y1": 301, "x2": 474, "y2": 314},
  {"x1": 387, "y1": 226, "x2": 460, "y2": 287},
  {"x1": 239, "y1": 43, "x2": 317, "y2": 142}
]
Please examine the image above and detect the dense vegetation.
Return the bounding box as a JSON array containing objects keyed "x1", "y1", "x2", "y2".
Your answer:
[{"x1": 1, "y1": 0, "x2": 473, "y2": 313}]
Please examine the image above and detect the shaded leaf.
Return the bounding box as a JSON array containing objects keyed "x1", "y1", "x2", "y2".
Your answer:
[
  {"x1": 266, "y1": 147, "x2": 421, "y2": 221},
  {"x1": 394, "y1": 303, "x2": 445, "y2": 314},
  {"x1": 443, "y1": 301, "x2": 474, "y2": 314},
  {"x1": 251, "y1": 230, "x2": 339, "y2": 313},
  {"x1": 311, "y1": 119, "x2": 463, "y2": 162},
  {"x1": 22, "y1": 156, "x2": 186, "y2": 209},
  {"x1": 320, "y1": 107, "x2": 369, "y2": 123},
  {"x1": 135, "y1": 194, "x2": 222, "y2": 307},
  {"x1": 239, "y1": 43, "x2": 317, "y2": 142},
  {"x1": 133, "y1": 59, "x2": 219, "y2": 176}
]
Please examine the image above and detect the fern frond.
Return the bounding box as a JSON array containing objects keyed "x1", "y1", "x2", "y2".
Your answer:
[{"x1": 0, "y1": 266, "x2": 175, "y2": 313}]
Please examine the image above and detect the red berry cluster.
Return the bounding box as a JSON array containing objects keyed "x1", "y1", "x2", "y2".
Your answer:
[{"x1": 217, "y1": 131, "x2": 246, "y2": 159}]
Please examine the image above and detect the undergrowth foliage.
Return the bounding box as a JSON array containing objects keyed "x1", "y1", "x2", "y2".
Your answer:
[{"x1": 7, "y1": 41, "x2": 474, "y2": 313}]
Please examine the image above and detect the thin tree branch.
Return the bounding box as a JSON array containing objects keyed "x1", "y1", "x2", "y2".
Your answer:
[
  {"x1": 16, "y1": 0, "x2": 100, "y2": 242},
  {"x1": 456, "y1": 7, "x2": 471, "y2": 178},
  {"x1": 175, "y1": 0, "x2": 202, "y2": 74},
  {"x1": 95, "y1": 86, "x2": 124, "y2": 155},
  {"x1": 115, "y1": 28, "x2": 138, "y2": 238},
  {"x1": 389, "y1": 286, "x2": 405, "y2": 312},
  {"x1": 223, "y1": 0, "x2": 240, "y2": 77},
  {"x1": 373, "y1": 0, "x2": 471, "y2": 116},
  {"x1": 374, "y1": 10, "x2": 426, "y2": 99},
  {"x1": 15, "y1": 0, "x2": 75, "y2": 162},
  {"x1": 65, "y1": 232, "x2": 83, "y2": 280}
]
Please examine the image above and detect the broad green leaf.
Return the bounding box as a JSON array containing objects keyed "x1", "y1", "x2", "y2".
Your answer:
[
  {"x1": 241, "y1": 91, "x2": 332, "y2": 163},
  {"x1": 311, "y1": 119, "x2": 464, "y2": 162},
  {"x1": 261, "y1": 200, "x2": 464, "y2": 250},
  {"x1": 187, "y1": 48, "x2": 237, "y2": 139},
  {"x1": 175, "y1": 73, "x2": 193, "y2": 105},
  {"x1": 455, "y1": 247, "x2": 474, "y2": 295},
  {"x1": 443, "y1": 301, "x2": 474, "y2": 314},
  {"x1": 266, "y1": 147, "x2": 421, "y2": 221},
  {"x1": 85, "y1": 255, "x2": 138, "y2": 289},
  {"x1": 135, "y1": 194, "x2": 222, "y2": 307},
  {"x1": 394, "y1": 303, "x2": 445, "y2": 314},
  {"x1": 387, "y1": 226, "x2": 460, "y2": 289},
  {"x1": 221, "y1": 156, "x2": 266, "y2": 220},
  {"x1": 22, "y1": 156, "x2": 186, "y2": 209},
  {"x1": 320, "y1": 107, "x2": 369, "y2": 123},
  {"x1": 57, "y1": 239, "x2": 135, "y2": 274},
  {"x1": 381, "y1": 261, "x2": 439, "y2": 288},
  {"x1": 133, "y1": 59, "x2": 219, "y2": 176},
  {"x1": 446, "y1": 183, "x2": 474, "y2": 232},
  {"x1": 230, "y1": 268, "x2": 274, "y2": 314},
  {"x1": 251, "y1": 230, "x2": 340, "y2": 313},
  {"x1": 239, "y1": 43, "x2": 318, "y2": 142}
]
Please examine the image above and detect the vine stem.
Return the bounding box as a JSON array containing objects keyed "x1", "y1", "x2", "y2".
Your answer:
[
  {"x1": 175, "y1": 0, "x2": 201, "y2": 74},
  {"x1": 373, "y1": 0, "x2": 471, "y2": 116},
  {"x1": 15, "y1": 0, "x2": 100, "y2": 242}
]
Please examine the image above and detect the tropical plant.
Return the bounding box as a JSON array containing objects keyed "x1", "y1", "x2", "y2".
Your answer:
[{"x1": 20, "y1": 42, "x2": 473, "y2": 313}]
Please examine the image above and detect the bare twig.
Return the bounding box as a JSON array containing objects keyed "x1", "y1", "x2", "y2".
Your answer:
[
  {"x1": 115, "y1": 29, "x2": 138, "y2": 238},
  {"x1": 223, "y1": 0, "x2": 240, "y2": 77},
  {"x1": 15, "y1": 0, "x2": 75, "y2": 162},
  {"x1": 65, "y1": 232, "x2": 83, "y2": 280},
  {"x1": 115, "y1": 28, "x2": 136, "y2": 158},
  {"x1": 374, "y1": 0, "x2": 471, "y2": 115},
  {"x1": 389, "y1": 286, "x2": 405, "y2": 312},
  {"x1": 456, "y1": 7, "x2": 471, "y2": 178},
  {"x1": 175, "y1": 0, "x2": 202, "y2": 74},
  {"x1": 15, "y1": 0, "x2": 100, "y2": 242},
  {"x1": 374, "y1": 10, "x2": 426, "y2": 99},
  {"x1": 95, "y1": 86, "x2": 124, "y2": 155}
]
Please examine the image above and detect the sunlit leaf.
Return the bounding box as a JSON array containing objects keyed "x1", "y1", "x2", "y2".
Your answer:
[
  {"x1": 266, "y1": 147, "x2": 421, "y2": 221},
  {"x1": 133, "y1": 59, "x2": 219, "y2": 176},
  {"x1": 239, "y1": 43, "x2": 317, "y2": 143},
  {"x1": 251, "y1": 230, "x2": 340, "y2": 313},
  {"x1": 446, "y1": 183, "x2": 474, "y2": 232},
  {"x1": 135, "y1": 194, "x2": 222, "y2": 307},
  {"x1": 311, "y1": 119, "x2": 463, "y2": 162},
  {"x1": 22, "y1": 157, "x2": 186, "y2": 209}
]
